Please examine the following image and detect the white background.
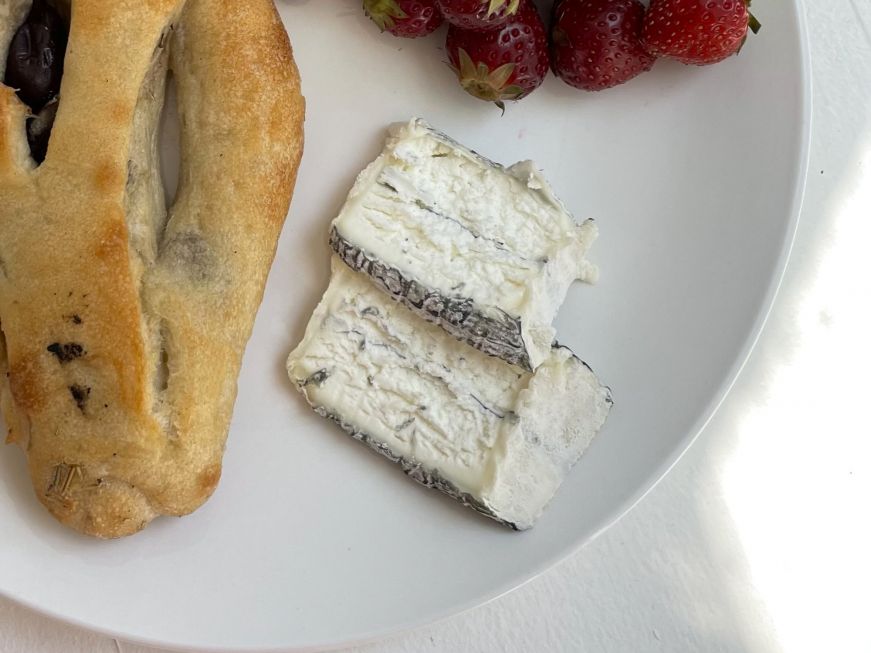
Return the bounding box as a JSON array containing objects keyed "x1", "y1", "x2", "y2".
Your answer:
[{"x1": 2, "y1": 0, "x2": 870, "y2": 651}]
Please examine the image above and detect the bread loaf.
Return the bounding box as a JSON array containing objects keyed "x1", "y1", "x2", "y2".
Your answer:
[{"x1": 0, "y1": 0, "x2": 304, "y2": 537}]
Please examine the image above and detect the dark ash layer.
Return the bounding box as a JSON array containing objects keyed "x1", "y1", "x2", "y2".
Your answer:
[
  {"x1": 330, "y1": 227, "x2": 532, "y2": 371},
  {"x1": 310, "y1": 404, "x2": 521, "y2": 531}
]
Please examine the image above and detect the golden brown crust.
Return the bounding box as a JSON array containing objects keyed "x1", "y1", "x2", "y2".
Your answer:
[{"x1": 0, "y1": 0, "x2": 304, "y2": 537}]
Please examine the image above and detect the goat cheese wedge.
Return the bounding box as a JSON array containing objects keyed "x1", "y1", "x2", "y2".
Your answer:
[
  {"x1": 330, "y1": 118, "x2": 598, "y2": 371},
  {"x1": 287, "y1": 259, "x2": 612, "y2": 530}
]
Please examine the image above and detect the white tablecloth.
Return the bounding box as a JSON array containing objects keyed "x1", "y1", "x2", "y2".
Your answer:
[{"x1": 2, "y1": 1, "x2": 869, "y2": 651}]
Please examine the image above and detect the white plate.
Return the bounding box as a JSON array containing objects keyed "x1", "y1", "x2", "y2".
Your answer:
[{"x1": 0, "y1": 1, "x2": 810, "y2": 650}]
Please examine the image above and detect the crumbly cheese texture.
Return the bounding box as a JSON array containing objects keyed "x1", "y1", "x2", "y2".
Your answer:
[
  {"x1": 287, "y1": 260, "x2": 612, "y2": 530},
  {"x1": 330, "y1": 118, "x2": 598, "y2": 371}
]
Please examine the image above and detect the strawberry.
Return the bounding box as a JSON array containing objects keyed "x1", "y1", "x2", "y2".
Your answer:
[
  {"x1": 363, "y1": 0, "x2": 444, "y2": 38},
  {"x1": 437, "y1": 0, "x2": 520, "y2": 31},
  {"x1": 446, "y1": 0, "x2": 549, "y2": 108},
  {"x1": 551, "y1": 0, "x2": 655, "y2": 91},
  {"x1": 641, "y1": 0, "x2": 761, "y2": 65}
]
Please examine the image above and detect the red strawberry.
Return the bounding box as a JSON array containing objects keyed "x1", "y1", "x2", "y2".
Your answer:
[
  {"x1": 363, "y1": 0, "x2": 444, "y2": 38},
  {"x1": 437, "y1": 0, "x2": 520, "y2": 31},
  {"x1": 551, "y1": 0, "x2": 655, "y2": 91},
  {"x1": 446, "y1": 0, "x2": 549, "y2": 108},
  {"x1": 641, "y1": 0, "x2": 761, "y2": 65}
]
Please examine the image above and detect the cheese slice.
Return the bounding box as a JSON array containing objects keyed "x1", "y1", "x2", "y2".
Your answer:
[
  {"x1": 287, "y1": 259, "x2": 612, "y2": 530},
  {"x1": 330, "y1": 118, "x2": 598, "y2": 371}
]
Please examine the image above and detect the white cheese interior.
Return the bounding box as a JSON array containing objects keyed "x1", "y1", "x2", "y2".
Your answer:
[
  {"x1": 287, "y1": 260, "x2": 612, "y2": 529},
  {"x1": 332, "y1": 119, "x2": 599, "y2": 370}
]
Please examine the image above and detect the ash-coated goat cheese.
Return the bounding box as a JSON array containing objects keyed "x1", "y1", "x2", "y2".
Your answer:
[
  {"x1": 330, "y1": 118, "x2": 598, "y2": 371},
  {"x1": 287, "y1": 260, "x2": 612, "y2": 530}
]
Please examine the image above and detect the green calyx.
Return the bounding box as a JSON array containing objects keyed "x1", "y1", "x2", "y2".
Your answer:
[
  {"x1": 747, "y1": 11, "x2": 761, "y2": 34},
  {"x1": 453, "y1": 48, "x2": 525, "y2": 105},
  {"x1": 736, "y1": 0, "x2": 761, "y2": 55},
  {"x1": 484, "y1": 0, "x2": 520, "y2": 17},
  {"x1": 363, "y1": 0, "x2": 407, "y2": 31},
  {"x1": 743, "y1": 0, "x2": 761, "y2": 34}
]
